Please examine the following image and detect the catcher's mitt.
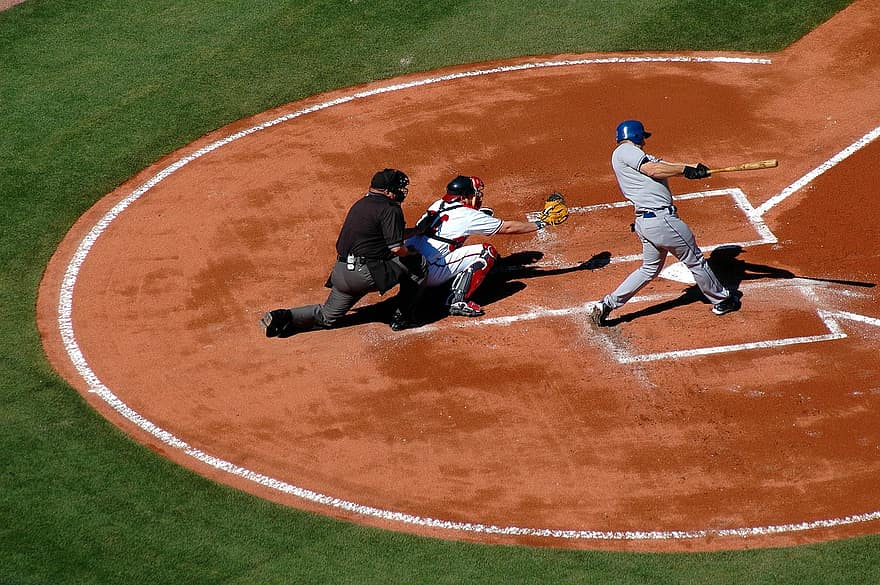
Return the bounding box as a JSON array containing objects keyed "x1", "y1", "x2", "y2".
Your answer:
[{"x1": 539, "y1": 192, "x2": 569, "y2": 225}]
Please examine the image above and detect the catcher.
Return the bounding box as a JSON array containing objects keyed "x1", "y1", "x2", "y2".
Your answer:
[{"x1": 391, "y1": 175, "x2": 568, "y2": 330}]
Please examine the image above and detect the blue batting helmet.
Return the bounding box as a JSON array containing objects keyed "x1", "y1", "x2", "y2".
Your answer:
[{"x1": 615, "y1": 120, "x2": 652, "y2": 144}]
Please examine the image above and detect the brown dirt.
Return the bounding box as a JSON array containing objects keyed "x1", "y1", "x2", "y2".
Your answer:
[{"x1": 37, "y1": 1, "x2": 880, "y2": 552}]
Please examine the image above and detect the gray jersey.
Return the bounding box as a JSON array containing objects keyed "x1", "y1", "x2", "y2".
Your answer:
[
  {"x1": 611, "y1": 141, "x2": 673, "y2": 210},
  {"x1": 601, "y1": 140, "x2": 731, "y2": 312}
]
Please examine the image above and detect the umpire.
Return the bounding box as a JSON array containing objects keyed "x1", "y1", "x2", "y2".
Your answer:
[{"x1": 261, "y1": 168, "x2": 425, "y2": 338}]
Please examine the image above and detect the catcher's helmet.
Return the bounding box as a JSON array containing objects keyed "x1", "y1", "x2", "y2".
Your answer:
[
  {"x1": 371, "y1": 168, "x2": 410, "y2": 201},
  {"x1": 445, "y1": 175, "x2": 484, "y2": 197},
  {"x1": 615, "y1": 120, "x2": 652, "y2": 144}
]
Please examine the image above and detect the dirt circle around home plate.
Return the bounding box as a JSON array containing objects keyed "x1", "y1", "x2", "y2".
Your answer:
[{"x1": 37, "y1": 2, "x2": 880, "y2": 552}]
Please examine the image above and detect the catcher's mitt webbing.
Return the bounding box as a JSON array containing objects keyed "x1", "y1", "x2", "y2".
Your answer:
[{"x1": 539, "y1": 192, "x2": 569, "y2": 225}]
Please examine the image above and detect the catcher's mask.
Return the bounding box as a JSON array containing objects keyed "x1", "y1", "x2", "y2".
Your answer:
[
  {"x1": 615, "y1": 120, "x2": 652, "y2": 145},
  {"x1": 444, "y1": 175, "x2": 485, "y2": 208},
  {"x1": 371, "y1": 168, "x2": 410, "y2": 202}
]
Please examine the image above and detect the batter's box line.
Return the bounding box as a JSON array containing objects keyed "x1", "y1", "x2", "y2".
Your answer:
[
  {"x1": 612, "y1": 308, "x2": 880, "y2": 364},
  {"x1": 398, "y1": 282, "x2": 880, "y2": 365},
  {"x1": 395, "y1": 282, "x2": 803, "y2": 334},
  {"x1": 528, "y1": 188, "x2": 778, "y2": 265}
]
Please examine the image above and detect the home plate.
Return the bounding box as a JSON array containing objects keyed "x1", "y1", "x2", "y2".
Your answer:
[{"x1": 660, "y1": 261, "x2": 696, "y2": 284}]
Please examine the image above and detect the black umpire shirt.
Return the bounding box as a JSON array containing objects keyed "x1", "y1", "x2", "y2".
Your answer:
[{"x1": 335, "y1": 192, "x2": 405, "y2": 260}]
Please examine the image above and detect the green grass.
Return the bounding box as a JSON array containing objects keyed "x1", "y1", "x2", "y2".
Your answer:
[{"x1": 1, "y1": 0, "x2": 873, "y2": 583}]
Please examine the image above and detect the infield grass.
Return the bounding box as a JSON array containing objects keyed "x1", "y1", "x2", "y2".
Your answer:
[{"x1": 2, "y1": 0, "x2": 875, "y2": 583}]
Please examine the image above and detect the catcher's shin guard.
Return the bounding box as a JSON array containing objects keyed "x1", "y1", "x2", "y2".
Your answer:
[{"x1": 447, "y1": 244, "x2": 497, "y2": 305}]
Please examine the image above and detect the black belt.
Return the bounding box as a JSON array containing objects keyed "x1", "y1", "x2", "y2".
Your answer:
[
  {"x1": 636, "y1": 205, "x2": 676, "y2": 218},
  {"x1": 337, "y1": 254, "x2": 369, "y2": 265}
]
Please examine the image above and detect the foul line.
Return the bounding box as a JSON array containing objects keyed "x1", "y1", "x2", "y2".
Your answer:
[
  {"x1": 757, "y1": 125, "x2": 880, "y2": 216},
  {"x1": 55, "y1": 55, "x2": 880, "y2": 543}
]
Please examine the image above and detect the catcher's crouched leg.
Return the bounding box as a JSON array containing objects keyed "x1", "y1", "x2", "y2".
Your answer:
[{"x1": 447, "y1": 244, "x2": 497, "y2": 317}]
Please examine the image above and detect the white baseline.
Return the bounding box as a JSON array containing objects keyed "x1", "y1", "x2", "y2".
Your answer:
[{"x1": 56, "y1": 55, "x2": 880, "y2": 543}]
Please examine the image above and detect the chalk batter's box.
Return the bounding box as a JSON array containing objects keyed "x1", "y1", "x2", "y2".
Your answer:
[{"x1": 541, "y1": 188, "x2": 777, "y2": 266}]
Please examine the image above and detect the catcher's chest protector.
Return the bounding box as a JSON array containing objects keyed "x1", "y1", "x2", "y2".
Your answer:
[{"x1": 417, "y1": 203, "x2": 464, "y2": 245}]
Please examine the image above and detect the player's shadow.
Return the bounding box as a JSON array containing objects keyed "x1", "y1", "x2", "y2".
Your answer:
[
  {"x1": 282, "y1": 246, "x2": 874, "y2": 334},
  {"x1": 707, "y1": 244, "x2": 796, "y2": 290},
  {"x1": 472, "y1": 250, "x2": 612, "y2": 307},
  {"x1": 605, "y1": 245, "x2": 797, "y2": 325},
  {"x1": 384, "y1": 250, "x2": 613, "y2": 328}
]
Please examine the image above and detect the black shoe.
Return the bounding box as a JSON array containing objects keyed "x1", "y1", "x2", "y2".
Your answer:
[
  {"x1": 588, "y1": 302, "x2": 611, "y2": 326},
  {"x1": 712, "y1": 291, "x2": 742, "y2": 316},
  {"x1": 260, "y1": 309, "x2": 293, "y2": 337},
  {"x1": 389, "y1": 309, "x2": 416, "y2": 331}
]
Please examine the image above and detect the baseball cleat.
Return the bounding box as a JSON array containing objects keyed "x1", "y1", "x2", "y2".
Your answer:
[
  {"x1": 260, "y1": 309, "x2": 293, "y2": 337},
  {"x1": 712, "y1": 291, "x2": 742, "y2": 316},
  {"x1": 448, "y1": 300, "x2": 485, "y2": 317},
  {"x1": 588, "y1": 302, "x2": 611, "y2": 326}
]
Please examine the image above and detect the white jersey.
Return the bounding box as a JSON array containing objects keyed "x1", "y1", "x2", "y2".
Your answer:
[{"x1": 406, "y1": 199, "x2": 503, "y2": 264}]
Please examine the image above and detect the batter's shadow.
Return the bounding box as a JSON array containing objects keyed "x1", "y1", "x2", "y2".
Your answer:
[
  {"x1": 407, "y1": 250, "x2": 613, "y2": 326},
  {"x1": 708, "y1": 245, "x2": 873, "y2": 289},
  {"x1": 473, "y1": 249, "x2": 612, "y2": 305},
  {"x1": 604, "y1": 245, "x2": 819, "y2": 325},
  {"x1": 342, "y1": 250, "x2": 612, "y2": 329}
]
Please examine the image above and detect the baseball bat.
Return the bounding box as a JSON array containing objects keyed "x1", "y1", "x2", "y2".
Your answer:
[{"x1": 708, "y1": 159, "x2": 778, "y2": 174}]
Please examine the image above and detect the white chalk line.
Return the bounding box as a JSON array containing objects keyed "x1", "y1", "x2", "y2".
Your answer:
[
  {"x1": 830, "y1": 310, "x2": 880, "y2": 328},
  {"x1": 54, "y1": 55, "x2": 880, "y2": 543},
  {"x1": 756, "y1": 125, "x2": 880, "y2": 216},
  {"x1": 591, "y1": 283, "x2": 879, "y2": 363},
  {"x1": 598, "y1": 283, "x2": 830, "y2": 364},
  {"x1": 543, "y1": 188, "x2": 778, "y2": 264},
  {"x1": 616, "y1": 312, "x2": 846, "y2": 364},
  {"x1": 402, "y1": 281, "x2": 876, "y2": 333}
]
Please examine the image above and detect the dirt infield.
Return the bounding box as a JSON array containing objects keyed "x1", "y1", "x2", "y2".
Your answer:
[{"x1": 37, "y1": 1, "x2": 880, "y2": 552}]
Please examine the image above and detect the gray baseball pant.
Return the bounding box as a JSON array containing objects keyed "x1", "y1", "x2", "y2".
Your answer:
[
  {"x1": 603, "y1": 212, "x2": 729, "y2": 309},
  {"x1": 288, "y1": 261, "x2": 376, "y2": 330}
]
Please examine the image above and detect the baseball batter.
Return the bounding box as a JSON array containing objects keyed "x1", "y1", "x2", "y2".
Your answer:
[
  {"x1": 392, "y1": 175, "x2": 558, "y2": 330},
  {"x1": 589, "y1": 120, "x2": 742, "y2": 326}
]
